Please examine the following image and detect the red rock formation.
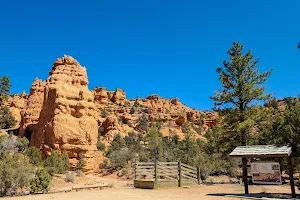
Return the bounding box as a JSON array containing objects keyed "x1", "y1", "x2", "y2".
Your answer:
[
  {"x1": 19, "y1": 78, "x2": 45, "y2": 137},
  {"x1": 111, "y1": 88, "x2": 126, "y2": 105},
  {"x1": 93, "y1": 87, "x2": 109, "y2": 104},
  {"x1": 31, "y1": 55, "x2": 99, "y2": 171}
]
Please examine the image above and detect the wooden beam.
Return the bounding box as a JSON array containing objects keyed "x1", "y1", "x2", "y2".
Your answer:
[
  {"x1": 288, "y1": 156, "x2": 296, "y2": 198},
  {"x1": 242, "y1": 157, "x2": 249, "y2": 194}
]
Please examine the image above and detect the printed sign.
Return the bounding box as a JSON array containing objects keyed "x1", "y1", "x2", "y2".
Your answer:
[{"x1": 251, "y1": 162, "x2": 281, "y2": 185}]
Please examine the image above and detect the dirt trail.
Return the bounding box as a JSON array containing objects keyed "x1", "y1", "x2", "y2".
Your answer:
[{"x1": 10, "y1": 184, "x2": 297, "y2": 200}]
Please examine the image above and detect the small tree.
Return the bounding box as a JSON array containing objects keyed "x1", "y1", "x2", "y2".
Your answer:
[
  {"x1": 76, "y1": 153, "x2": 86, "y2": 171},
  {"x1": 0, "y1": 76, "x2": 11, "y2": 104},
  {"x1": 30, "y1": 168, "x2": 52, "y2": 193},
  {"x1": 0, "y1": 153, "x2": 34, "y2": 196},
  {"x1": 26, "y1": 147, "x2": 43, "y2": 166},
  {"x1": 182, "y1": 122, "x2": 194, "y2": 164},
  {"x1": 0, "y1": 106, "x2": 16, "y2": 129},
  {"x1": 60, "y1": 151, "x2": 70, "y2": 172},
  {"x1": 137, "y1": 113, "x2": 149, "y2": 132},
  {"x1": 146, "y1": 125, "x2": 163, "y2": 161}
]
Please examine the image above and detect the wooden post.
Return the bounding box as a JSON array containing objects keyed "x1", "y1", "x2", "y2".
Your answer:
[
  {"x1": 134, "y1": 161, "x2": 137, "y2": 180},
  {"x1": 178, "y1": 161, "x2": 182, "y2": 187},
  {"x1": 154, "y1": 160, "x2": 158, "y2": 184},
  {"x1": 242, "y1": 157, "x2": 249, "y2": 194},
  {"x1": 197, "y1": 166, "x2": 201, "y2": 185},
  {"x1": 288, "y1": 156, "x2": 296, "y2": 198}
]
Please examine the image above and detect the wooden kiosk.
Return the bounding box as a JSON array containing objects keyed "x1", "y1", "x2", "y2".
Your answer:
[{"x1": 229, "y1": 145, "x2": 296, "y2": 198}]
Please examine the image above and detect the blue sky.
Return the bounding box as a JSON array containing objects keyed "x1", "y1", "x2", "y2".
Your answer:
[{"x1": 0, "y1": 0, "x2": 299, "y2": 110}]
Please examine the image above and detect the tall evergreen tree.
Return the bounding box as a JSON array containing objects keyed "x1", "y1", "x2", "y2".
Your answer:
[
  {"x1": 210, "y1": 42, "x2": 272, "y2": 146},
  {"x1": 0, "y1": 76, "x2": 11, "y2": 104},
  {"x1": 211, "y1": 42, "x2": 272, "y2": 193}
]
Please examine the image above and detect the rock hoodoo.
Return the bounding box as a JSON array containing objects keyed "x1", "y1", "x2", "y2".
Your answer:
[
  {"x1": 30, "y1": 55, "x2": 99, "y2": 171},
  {"x1": 19, "y1": 78, "x2": 45, "y2": 138}
]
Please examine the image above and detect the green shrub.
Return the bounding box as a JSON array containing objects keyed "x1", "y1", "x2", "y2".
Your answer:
[
  {"x1": 26, "y1": 147, "x2": 43, "y2": 165},
  {"x1": 60, "y1": 151, "x2": 70, "y2": 172},
  {"x1": 0, "y1": 152, "x2": 34, "y2": 196},
  {"x1": 76, "y1": 153, "x2": 86, "y2": 171},
  {"x1": 44, "y1": 151, "x2": 69, "y2": 175},
  {"x1": 97, "y1": 140, "x2": 105, "y2": 151},
  {"x1": 101, "y1": 109, "x2": 109, "y2": 118},
  {"x1": 0, "y1": 106, "x2": 16, "y2": 129},
  {"x1": 108, "y1": 147, "x2": 132, "y2": 171},
  {"x1": 30, "y1": 168, "x2": 51, "y2": 194}
]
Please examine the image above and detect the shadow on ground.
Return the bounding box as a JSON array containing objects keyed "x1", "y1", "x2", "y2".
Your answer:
[{"x1": 207, "y1": 193, "x2": 298, "y2": 199}]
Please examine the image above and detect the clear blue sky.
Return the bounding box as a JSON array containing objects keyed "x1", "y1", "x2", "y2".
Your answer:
[{"x1": 0, "y1": 0, "x2": 299, "y2": 110}]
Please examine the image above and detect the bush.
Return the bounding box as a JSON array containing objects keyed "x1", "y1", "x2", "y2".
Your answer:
[
  {"x1": 97, "y1": 140, "x2": 105, "y2": 151},
  {"x1": 30, "y1": 168, "x2": 51, "y2": 193},
  {"x1": 0, "y1": 106, "x2": 16, "y2": 129},
  {"x1": 44, "y1": 151, "x2": 69, "y2": 175},
  {"x1": 26, "y1": 147, "x2": 43, "y2": 165},
  {"x1": 75, "y1": 170, "x2": 84, "y2": 177},
  {"x1": 108, "y1": 147, "x2": 132, "y2": 171},
  {"x1": 0, "y1": 152, "x2": 34, "y2": 196},
  {"x1": 60, "y1": 151, "x2": 70, "y2": 172},
  {"x1": 64, "y1": 172, "x2": 75, "y2": 183},
  {"x1": 76, "y1": 153, "x2": 86, "y2": 171},
  {"x1": 101, "y1": 109, "x2": 109, "y2": 118}
]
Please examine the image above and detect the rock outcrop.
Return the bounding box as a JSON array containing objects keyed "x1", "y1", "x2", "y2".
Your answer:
[
  {"x1": 111, "y1": 88, "x2": 126, "y2": 105},
  {"x1": 31, "y1": 55, "x2": 99, "y2": 171},
  {"x1": 19, "y1": 78, "x2": 45, "y2": 137}
]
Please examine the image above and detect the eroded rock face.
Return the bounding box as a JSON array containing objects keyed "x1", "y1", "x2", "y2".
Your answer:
[
  {"x1": 19, "y1": 78, "x2": 45, "y2": 137},
  {"x1": 111, "y1": 88, "x2": 126, "y2": 105},
  {"x1": 31, "y1": 55, "x2": 99, "y2": 171},
  {"x1": 93, "y1": 87, "x2": 109, "y2": 104}
]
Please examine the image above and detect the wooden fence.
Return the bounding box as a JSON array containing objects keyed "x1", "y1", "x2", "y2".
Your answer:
[{"x1": 134, "y1": 161, "x2": 200, "y2": 188}]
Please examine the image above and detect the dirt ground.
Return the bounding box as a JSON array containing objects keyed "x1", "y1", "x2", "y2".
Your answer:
[{"x1": 10, "y1": 177, "x2": 299, "y2": 200}]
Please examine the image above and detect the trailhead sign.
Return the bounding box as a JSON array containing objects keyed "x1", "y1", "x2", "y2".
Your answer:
[{"x1": 251, "y1": 162, "x2": 282, "y2": 185}]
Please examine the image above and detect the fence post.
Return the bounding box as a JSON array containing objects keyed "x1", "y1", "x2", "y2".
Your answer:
[
  {"x1": 197, "y1": 166, "x2": 201, "y2": 185},
  {"x1": 134, "y1": 161, "x2": 137, "y2": 180},
  {"x1": 154, "y1": 160, "x2": 158, "y2": 184},
  {"x1": 178, "y1": 161, "x2": 182, "y2": 187}
]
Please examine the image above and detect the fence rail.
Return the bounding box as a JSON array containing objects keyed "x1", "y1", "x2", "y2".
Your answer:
[{"x1": 134, "y1": 161, "x2": 200, "y2": 187}]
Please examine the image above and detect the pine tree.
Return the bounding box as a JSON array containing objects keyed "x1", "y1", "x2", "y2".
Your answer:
[
  {"x1": 0, "y1": 76, "x2": 11, "y2": 104},
  {"x1": 210, "y1": 42, "x2": 272, "y2": 146},
  {"x1": 210, "y1": 42, "x2": 272, "y2": 193}
]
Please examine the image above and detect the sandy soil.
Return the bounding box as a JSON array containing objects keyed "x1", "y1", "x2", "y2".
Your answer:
[{"x1": 10, "y1": 183, "x2": 298, "y2": 200}]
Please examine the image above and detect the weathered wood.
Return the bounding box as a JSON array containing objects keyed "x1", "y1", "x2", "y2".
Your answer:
[
  {"x1": 155, "y1": 159, "x2": 158, "y2": 183},
  {"x1": 136, "y1": 166, "x2": 155, "y2": 169},
  {"x1": 182, "y1": 171, "x2": 198, "y2": 179},
  {"x1": 157, "y1": 169, "x2": 178, "y2": 173},
  {"x1": 72, "y1": 184, "x2": 108, "y2": 191},
  {"x1": 136, "y1": 162, "x2": 155, "y2": 165},
  {"x1": 157, "y1": 166, "x2": 178, "y2": 169},
  {"x1": 181, "y1": 167, "x2": 197, "y2": 174},
  {"x1": 158, "y1": 162, "x2": 178, "y2": 165},
  {"x1": 178, "y1": 161, "x2": 182, "y2": 187},
  {"x1": 134, "y1": 162, "x2": 137, "y2": 179},
  {"x1": 197, "y1": 166, "x2": 201, "y2": 185},
  {"x1": 181, "y1": 163, "x2": 197, "y2": 171},
  {"x1": 238, "y1": 165, "x2": 251, "y2": 168},
  {"x1": 288, "y1": 156, "x2": 296, "y2": 198},
  {"x1": 158, "y1": 174, "x2": 177, "y2": 180},
  {"x1": 242, "y1": 157, "x2": 249, "y2": 194},
  {"x1": 182, "y1": 174, "x2": 197, "y2": 180}
]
